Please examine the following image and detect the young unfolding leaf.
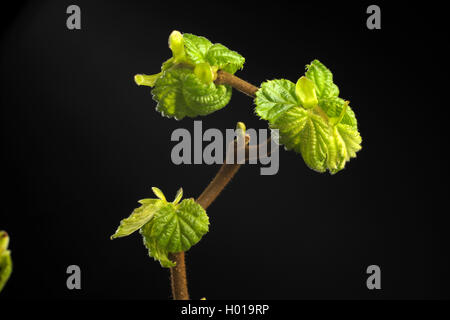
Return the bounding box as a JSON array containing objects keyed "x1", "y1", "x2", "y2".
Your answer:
[
  {"x1": 326, "y1": 124, "x2": 362, "y2": 174},
  {"x1": 183, "y1": 34, "x2": 245, "y2": 74},
  {"x1": 111, "y1": 188, "x2": 209, "y2": 268},
  {"x1": 147, "y1": 199, "x2": 209, "y2": 253},
  {"x1": 152, "y1": 68, "x2": 232, "y2": 119},
  {"x1": 140, "y1": 223, "x2": 175, "y2": 268},
  {"x1": 319, "y1": 97, "x2": 358, "y2": 129},
  {"x1": 271, "y1": 106, "x2": 329, "y2": 172},
  {"x1": 151, "y1": 187, "x2": 166, "y2": 201},
  {"x1": 0, "y1": 231, "x2": 12, "y2": 293},
  {"x1": 183, "y1": 33, "x2": 213, "y2": 65},
  {"x1": 135, "y1": 31, "x2": 245, "y2": 120},
  {"x1": 295, "y1": 76, "x2": 318, "y2": 109},
  {"x1": 205, "y1": 43, "x2": 245, "y2": 74},
  {"x1": 194, "y1": 62, "x2": 216, "y2": 84},
  {"x1": 110, "y1": 199, "x2": 163, "y2": 239},
  {"x1": 173, "y1": 188, "x2": 183, "y2": 205},
  {"x1": 305, "y1": 60, "x2": 340, "y2": 99},
  {"x1": 254, "y1": 79, "x2": 300, "y2": 123},
  {"x1": 255, "y1": 60, "x2": 361, "y2": 174}
]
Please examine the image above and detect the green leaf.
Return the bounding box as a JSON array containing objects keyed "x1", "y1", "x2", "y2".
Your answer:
[
  {"x1": 135, "y1": 31, "x2": 245, "y2": 119},
  {"x1": 255, "y1": 79, "x2": 300, "y2": 122},
  {"x1": 319, "y1": 97, "x2": 358, "y2": 129},
  {"x1": 183, "y1": 33, "x2": 213, "y2": 65},
  {"x1": 151, "y1": 187, "x2": 166, "y2": 201},
  {"x1": 0, "y1": 231, "x2": 8, "y2": 254},
  {"x1": 305, "y1": 60, "x2": 339, "y2": 99},
  {"x1": 295, "y1": 76, "x2": 318, "y2": 109},
  {"x1": 0, "y1": 231, "x2": 12, "y2": 293},
  {"x1": 272, "y1": 106, "x2": 330, "y2": 172},
  {"x1": 326, "y1": 124, "x2": 362, "y2": 174},
  {"x1": 194, "y1": 62, "x2": 215, "y2": 84},
  {"x1": 0, "y1": 252, "x2": 12, "y2": 293},
  {"x1": 173, "y1": 188, "x2": 183, "y2": 205},
  {"x1": 271, "y1": 105, "x2": 361, "y2": 174},
  {"x1": 149, "y1": 199, "x2": 209, "y2": 253},
  {"x1": 139, "y1": 198, "x2": 209, "y2": 268},
  {"x1": 112, "y1": 188, "x2": 209, "y2": 268},
  {"x1": 205, "y1": 43, "x2": 245, "y2": 74},
  {"x1": 336, "y1": 124, "x2": 362, "y2": 161},
  {"x1": 161, "y1": 57, "x2": 175, "y2": 72},
  {"x1": 182, "y1": 33, "x2": 244, "y2": 74},
  {"x1": 111, "y1": 199, "x2": 164, "y2": 239},
  {"x1": 171, "y1": 32, "x2": 244, "y2": 75},
  {"x1": 152, "y1": 67, "x2": 232, "y2": 120},
  {"x1": 140, "y1": 223, "x2": 175, "y2": 268},
  {"x1": 254, "y1": 60, "x2": 362, "y2": 174}
]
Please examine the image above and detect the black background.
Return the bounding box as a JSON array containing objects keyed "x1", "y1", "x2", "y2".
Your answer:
[{"x1": 1, "y1": 0, "x2": 448, "y2": 300}]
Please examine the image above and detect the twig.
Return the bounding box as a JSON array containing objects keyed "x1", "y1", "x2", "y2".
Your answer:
[
  {"x1": 168, "y1": 252, "x2": 189, "y2": 300},
  {"x1": 246, "y1": 137, "x2": 272, "y2": 162},
  {"x1": 169, "y1": 74, "x2": 262, "y2": 300},
  {"x1": 215, "y1": 70, "x2": 259, "y2": 98},
  {"x1": 169, "y1": 135, "x2": 251, "y2": 300}
]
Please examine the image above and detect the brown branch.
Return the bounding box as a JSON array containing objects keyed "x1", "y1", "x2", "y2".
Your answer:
[
  {"x1": 169, "y1": 74, "x2": 264, "y2": 300},
  {"x1": 246, "y1": 137, "x2": 272, "y2": 162},
  {"x1": 169, "y1": 135, "x2": 250, "y2": 300},
  {"x1": 197, "y1": 160, "x2": 242, "y2": 210},
  {"x1": 168, "y1": 252, "x2": 189, "y2": 300},
  {"x1": 215, "y1": 70, "x2": 259, "y2": 98}
]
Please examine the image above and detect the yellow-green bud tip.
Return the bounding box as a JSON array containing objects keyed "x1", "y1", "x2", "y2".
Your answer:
[
  {"x1": 169, "y1": 30, "x2": 183, "y2": 47},
  {"x1": 0, "y1": 230, "x2": 9, "y2": 252},
  {"x1": 169, "y1": 30, "x2": 186, "y2": 62},
  {"x1": 134, "y1": 74, "x2": 145, "y2": 86},
  {"x1": 134, "y1": 73, "x2": 162, "y2": 87},
  {"x1": 236, "y1": 122, "x2": 246, "y2": 132},
  {"x1": 152, "y1": 187, "x2": 167, "y2": 202}
]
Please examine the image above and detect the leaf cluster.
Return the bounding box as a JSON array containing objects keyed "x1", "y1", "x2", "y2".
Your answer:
[
  {"x1": 118, "y1": 32, "x2": 364, "y2": 268},
  {"x1": 136, "y1": 31, "x2": 245, "y2": 120},
  {"x1": 255, "y1": 60, "x2": 362, "y2": 174},
  {"x1": 111, "y1": 188, "x2": 209, "y2": 267}
]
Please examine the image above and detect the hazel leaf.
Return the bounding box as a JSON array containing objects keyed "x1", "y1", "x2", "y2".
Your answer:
[
  {"x1": 136, "y1": 31, "x2": 245, "y2": 119},
  {"x1": 319, "y1": 97, "x2": 358, "y2": 129},
  {"x1": 152, "y1": 187, "x2": 166, "y2": 201},
  {"x1": 0, "y1": 231, "x2": 12, "y2": 293},
  {"x1": 271, "y1": 106, "x2": 330, "y2": 172},
  {"x1": 112, "y1": 188, "x2": 209, "y2": 268},
  {"x1": 173, "y1": 188, "x2": 183, "y2": 205},
  {"x1": 194, "y1": 62, "x2": 215, "y2": 84},
  {"x1": 140, "y1": 223, "x2": 175, "y2": 268},
  {"x1": 149, "y1": 199, "x2": 209, "y2": 253},
  {"x1": 295, "y1": 76, "x2": 318, "y2": 109},
  {"x1": 305, "y1": 60, "x2": 339, "y2": 99},
  {"x1": 204, "y1": 43, "x2": 245, "y2": 74},
  {"x1": 152, "y1": 67, "x2": 231, "y2": 120},
  {"x1": 254, "y1": 79, "x2": 300, "y2": 123},
  {"x1": 110, "y1": 199, "x2": 164, "y2": 239},
  {"x1": 183, "y1": 33, "x2": 213, "y2": 65},
  {"x1": 254, "y1": 60, "x2": 362, "y2": 174},
  {"x1": 182, "y1": 33, "x2": 244, "y2": 74}
]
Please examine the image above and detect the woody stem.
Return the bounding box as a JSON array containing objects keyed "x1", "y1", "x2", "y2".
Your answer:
[{"x1": 214, "y1": 70, "x2": 259, "y2": 98}]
